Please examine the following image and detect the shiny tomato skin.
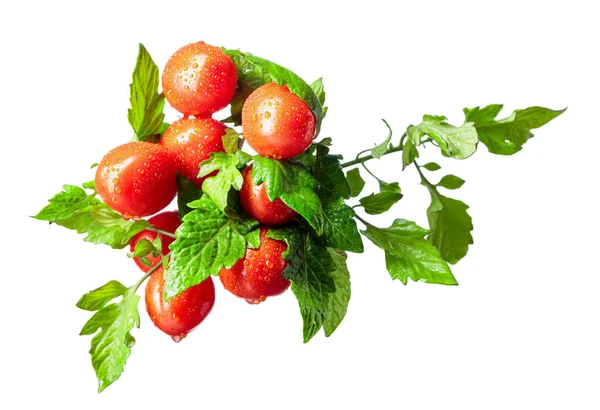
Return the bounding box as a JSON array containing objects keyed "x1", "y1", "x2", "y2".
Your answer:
[
  {"x1": 239, "y1": 164, "x2": 296, "y2": 226},
  {"x1": 130, "y1": 211, "x2": 181, "y2": 272},
  {"x1": 162, "y1": 41, "x2": 238, "y2": 117},
  {"x1": 241, "y1": 82, "x2": 316, "y2": 159},
  {"x1": 95, "y1": 142, "x2": 177, "y2": 219},
  {"x1": 160, "y1": 117, "x2": 226, "y2": 188},
  {"x1": 145, "y1": 267, "x2": 215, "y2": 341},
  {"x1": 219, "y1": 227, "x2": 290, "y2": 304}
]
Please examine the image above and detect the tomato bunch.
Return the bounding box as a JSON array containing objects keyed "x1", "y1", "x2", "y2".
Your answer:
[{"x1": 94, "y1": 41, "x2": 316, "y2": 341}]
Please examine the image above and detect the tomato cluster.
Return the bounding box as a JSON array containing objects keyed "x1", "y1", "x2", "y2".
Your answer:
[{"x1": 94, "y1": 41, "x2": 316, "y2": 341}]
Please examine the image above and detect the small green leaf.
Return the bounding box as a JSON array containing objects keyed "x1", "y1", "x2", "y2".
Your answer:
[
  {"x1": 464, "y1": 105, "x2": 566, "y2": 155},
  {"x1": 222, "y1": 128, "x2": 241, "y2": 154},
  {"x1": 176, "y1": 174, "x2": 202, "y2": 219},
  {"x1": 310, "y1": 78, "x2": 327, "y2": 118},
  {"x1": 371, "y1": 120, "x2": 393, "y2": 159},
  {"x1": 82, "y1": 180, "x2": 96, "y2": 190},
  {"x1": 436, "y1": 174, "x2": 465, "y2": 190},
  {"x1": 379, "y1": 180, "x2": 401, "y2": 194},
  {"x1": 323, "y1": 249, "x2": 351, "y2": 337},
  {"x1": 313, "y1": 144, "x2": 351, "y2": 201},
  {"x1": 346, "y1": 168, "x2": 365, "y2": 198},
  {"x1": 408, "y1": 115, "x2": 478, "y2": 159},
  {"x1": 359, "y1": 191, "x2": 403, "y2": 215},
  {"x1": 127, "y1": 44, "x2": 165, "y2": 141},
  {"x1": 422, "y1": 162, "x2": 441, "y2": 171},
  {"x1": 321, "y1": 198, "x2": 364, "y2": 253},
  {"x1": 199, "y1": 152, "x2": 244, "y2": 216},
  {"x1": 76, "y1": 280, "x2": 128, "y2": 312},
  {"x1": 245, "y1": 228, "x2": 261, "y2": 249},
  {"x1": 402, "y1": 138, "x2": 419, "y2": 169},
  {"x1": 130, "y1": 238, "x2": 159, "y2": 259}
]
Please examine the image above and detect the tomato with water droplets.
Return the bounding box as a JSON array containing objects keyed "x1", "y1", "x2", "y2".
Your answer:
[
  {"x1": 162, "y1": 41, "x2": 238, "y2": 117},
  {"x1": 160, "y1": 117, "x2": 226, "y2": 188},
  {"x1": 242, "y1": 82, "x2": 316, "y2": 159},
  {"x1": 130, "y1": 211, "x2": 180, "y2": 272},
  {"x1": 95, "y1": 142, "x2": 177, "y2": 219},
  {"x1": 219, "y1": 227, "x2": 290, "y2": 304},
  {"x1": 145, "y1": 266, "x2": 215, "y2": 341},
  {"x1": 239, "y1": 164, "x2": 296, "y2": 226}
]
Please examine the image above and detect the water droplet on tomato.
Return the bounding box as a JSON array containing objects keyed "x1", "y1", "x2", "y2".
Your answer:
[
  {"x1": 111, "y1": 197, "x2": 118, "y2": 203},
  {"x1": 137, "y1": 168, "x2": 144, "y2": 174},
  {"x1": 172, "y1": 335, "x2": 183, "y2": 343},
  {"x1": 258, "y1": 123, "x2": 263, "y2": 129},
  {"x1": 172, "y1": 313, "x2": 180, "y2": 321},
  {"x1": 115, "y1": 186, "x2": 122, "y2": 194},
  {"x1": 252, "y1": 114, "x2": 258, "y2": 121},
  {"x1": 264, "y1": 111, "x2": 271, "y2": 119},
  {"x1": 192, "y1": 63, "x2": 199, "y2": 69},
  {"x1": 184, "y1": 85, "x2": 190, "y2": 91},
  {"x1": 266, "y1": 260, "x2": 273, "y2": 269}
]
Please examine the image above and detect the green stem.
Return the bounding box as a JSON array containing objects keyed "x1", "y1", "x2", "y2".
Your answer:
[
  {"x1": 354, "y1": 214, "x2": 369, "y2": 227},
  {"x1": 340, "y1": 145, "x2": 403, "y2": 168},
  {"x1": 147, "y1": 226, "x2": 176, "y2": 239},
  {"x1": 133, "y1": 252, "x2": 171, "y2": 291}
]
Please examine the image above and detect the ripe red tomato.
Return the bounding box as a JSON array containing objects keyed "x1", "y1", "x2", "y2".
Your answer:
[
  {"x1": 162, "y1": 41, "x2": 238, "y2": 117},
  {"x1": 160, "y1": 117, "x2": 226, "y2": 188},
  {"x1": 241, "y1": 82, "x2": 316, "y2": 159},
  {"x1": 239, "y1": 164, "x2": 296, "y2": 225},
  {"x1": 145, "y1": 267, "x2": 215, "y2": 342},
  {"x1": 130, "y1": 211, "x2": 180, "y2": 272},
  {"x1": 219, "y1": 227, "x2": 290, "y2": 304},
  {"x1": 95, "y1": 142, "x2": 177, "y2": 219}
]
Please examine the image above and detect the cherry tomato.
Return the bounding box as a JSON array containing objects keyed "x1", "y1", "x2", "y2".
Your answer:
[
  {"x1": 145, "y1": 267, "x2": 215, "y2": 342},
  {"x1": 241, "y1": 82, "x2": 316, "y2": 159},
  {"x1": 219, "y1": 227, "x2": 290, "y2": 304},
  {"x1": 130, "y1": 211, "x2": 180, "y2": 272},
  {"x1": 160, "y1": 117, "x2": 226, "y2": 188},
  {"x1": 95, "y1": 142, "x2": 177, "y2": 219},
  {"x1": 239, "y1": 164, "x2": 296, "y2": 225},
  {"x1": 162, "y1": 41, "x2": 238, "y2": 117}
]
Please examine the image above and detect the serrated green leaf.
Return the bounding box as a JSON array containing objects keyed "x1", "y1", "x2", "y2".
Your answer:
[
  {"x1": 321, "y1": 198, "x2": 363, "y2": 253},
  {"x1": 164, "y1": 195, "x2": 258, "y2": 299},
  {"x1": 464, "y1": 105, "x2": 566, "y2": 155},
  {"x1": 80, "y1": 287, "x2": 140, "y2": 392},
  {"x1": 371, "y1": 120, "x2": 393, "y2": 159},
  {"x1": 130, "y1": 238, "x2": 159, "y2": 259},
  {"x1": 76, "y1": 280, "x2": 128, "y2": 312},
  {"x1": 379, "y1": 180, "x2": 401, "y2": 194},
  {"x1": 222, "y1": 128, "x2": 241, "y2": 154},
  {"x1": 82, "y1": 180, "x2": 96, "y2": 190},
  {"x1": 408, "y1": 115, "x2": 478, "y2": 159},
  {"x1": 224, "y1": 49, "x2": 323, "y2": 135},
  {"x1": 436, "y1": 174, "x2": 465, "y2": 190},
  {"x1": 359, "y1": 191, "x2": 403, "y2": 215},
  {"x1": 245, "y1": 228, "x2": 261, "y2": 249},
  {"x1": 361, "y1": 219, "x2": 457, "y2": 285},
  {"x1": 199, "y1": 152, "x2": 244, "y2": 216},
  {"x1": 127, "y1": 44, "x2": 165, "y2": 141},
  {"x1": 313, "y1": 144, "x2": 350, "y2": 201},
  {"x1": 267, "y1": 227, "x2": 335, "y2": 342},
  {"x1": 422, "y1": 162, "x2": 441, "y2": 171},
  {"x1": 346, "y1": 168, "x2": 365, "y2": 198},
  {"x1": 252, "y1": 156, "x2": 324, "y2": 234},
  {"x1": 310, "y1": 78, "x2": 327, "y2": 118},
  {"x1": 323, "y1": 249, "x2": 351, "y2": 337},
  {"x1": 34, "y1": 185, "x2": 97, "y2": 221},
  {"x1": 176, "y1": 174, "x2": 202, "y2": 219},
  {"x1": 402, "y1": 138, "x2": 419, "y2": 169}
]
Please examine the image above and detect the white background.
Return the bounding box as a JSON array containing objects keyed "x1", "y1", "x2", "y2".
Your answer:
[{"x1": 1, "y1": 0, "x2": 598, "y2": 408}]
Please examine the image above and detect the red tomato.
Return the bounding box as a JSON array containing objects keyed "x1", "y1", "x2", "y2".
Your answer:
[
  {"x1": 239, "y1": 164, "x2": 296, "y2": 225},
  {"x1": 160, "y1": 117, "x2": 226, "y2": 188},
  {"x1": 145, "y1": 267, "x2": 215, "y2": 342},
  {"x1": 219, "y1": 227, "x2": 290, "y2": 304},
  {"x1": 241, "y1": 82, "x2": 315, "y2": 159},
  {"x1": 130, "y1": 211, "x2": 180, "y2": 272},
  {"x1": 162, "y1": 41, "x2": 238, "y2": 117},
  {"x1": 95, "y1": 142, "x2": 177, "y2": 219}
]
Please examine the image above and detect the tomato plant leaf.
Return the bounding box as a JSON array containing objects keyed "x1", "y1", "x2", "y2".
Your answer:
[
  {"x1": 128, "y1": 238, "x2": 159, "y2": 259},
  {"x1": 408, "y1": 115, "x2": 478, "y2": 159},
  {"x1": 371, "y1": 120, "x2": 393, "y2": 159},
  {"x1": 323, "y1": 249, "x2": 351, "y2": 337},
  {"x1": 361, "y1": 219, "x2": 457, "y2": 285},
  {"x1": 127, "y1": 44, "x2": 165, "y2": 141},
  {"x1": 222, "y1": 128, "x2": 241, "y2": 154},
  {"x1": 310, "y1": 77, "x2": 327, "y2": 118},
  {"x1": 422, "y1": 162, "x2": 441, "y2": 171},
  {"x1": 34, "y1": 184, "x2": 97, "y2": 221},
  {"x1": 79, "y1": 287, "x2": 140, "y2": 392},
  {"x1": 252, "y1": 156, "x2": 324, "y2": 234},
  {"x1": 164, "y1": 195, "x2": 258, "y2": 300},
  {"x1": 199, "y1": 152, "x2": 244, "y2": 216},
  {"x1": 176, "y1": 174, "x2": 202, "y2": 219},
  {"x1": 346, "y1": 168, "x2": 365, "y2": 198},
  {"x1": 359, "y1": 191, "x2": 403, "y2": 215},
  {"x1": 464, "y1": 105, "x2": 566, "y2": 155},
  {"x1": 76, "y1": 280, "x2": 128, "y2": 312},
  {"x1": 436, "y1": 174, "x2": 465, "y2": 190},
  {"x1": 321, "y1": 198, "x2": 364, "y2": 253},
  {"x1": 267, "y1": 227, "x2": 335, "y2": 343},
  {"x1": 224, "y1": 49, "x2": 324, "y2": 136},
  {"x1": 313, "y1": 144, "x2": 351, "y2": 201},
  {"x1": 379, "y1": 180, "x2": 401, "y2": 194},
  {"x1": 402, "y1": 138, "x2": 419, "y2": 169}
]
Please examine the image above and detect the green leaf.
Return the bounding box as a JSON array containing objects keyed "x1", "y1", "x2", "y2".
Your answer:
[
  {"x1": 129, "y1": 238, "x2": 159, "y2": 259},
  {"x1": 323, "y1": 249, "x2": 351, "y2": 337},
  {"x1": 176, "y1": 174, "x2": 202, "y2": 219},
  {"x1": 310, "y1": 78, "x2": 327, "y2": 118},
  {"x1": 361, "y1": 219, "x2": 457, "y2": 285},
  {"x1": 313, "y1": 144, "x2": 351, "y2": 201},
  {"x1": 402, "y1": 138, "x2": 419, "y2": 169},
  {"x1": 346, "y1": 168, "x2": 365, "y2": 198},
  {"x1": 34, "y1": 184, "x2": 97, "y2": 221},
  {"x1": 199, "y1": 152, "x2": 244, "y2": 216},
  {"x1": 359, "y1": 191, "x2": 403, "y2": 215},
  {"x1": 82, "y1": 180, "x2": 96, "y2": 190},
  {"x1": 164, "y1": 195, "x2": 258, "y2": 299},
  {"x1": 464, "y1": 105, "x2": 566, "y2": 155},
  {"x1": 422, "y1": 162, "x2": 441, "y2": 171},
  {"x1": 76, "y1": 280, "x2": 128, "y2": 312},
  {"x1": 321, "y1": 198, "x2": 363, "y2": 253},
  {"x1": 436, "y1": 174, "x2": 465, "y2": 190},
  {"x1": 245, "y1": 228, "x2": 261, "y2": 249},
  {"x1": 80, "y1": 287, "x2": 140, "y2": 392},
  {"x1": 222, "y1": 128, "x2": 241, "y2": 154},
  {"x1": 371, "y1": 120, "x2": 393, "y2": 159},
  {"x1": 267, "y1": 227, "x2": 335, "y2": 343},
  {"x1": 252, "y1": 156, "x2": 324, "y2": 234},
  {"x1": 224, "y1": 49, "x2": 323, "y2": 136},
  {"x1": 408, "y1": 115, "x2": 478, "y2": 159},
  {"x1": 379, "y1": 180, "x2": 401, "y2": 194},
  {"x1": 127, "y1": 44, "x2": 165, "y2": 141}
]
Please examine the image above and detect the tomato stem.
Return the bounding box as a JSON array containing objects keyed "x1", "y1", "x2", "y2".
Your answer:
[
  {"x1": 133, "y1": 252, "x2": 171, "y2": 292},
  {"x1": 340, "y1": 133, "x2": 407, "y2": 168},
  {"x1": 147, "y1": 226, "x2": 176, "y2": 239}
]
